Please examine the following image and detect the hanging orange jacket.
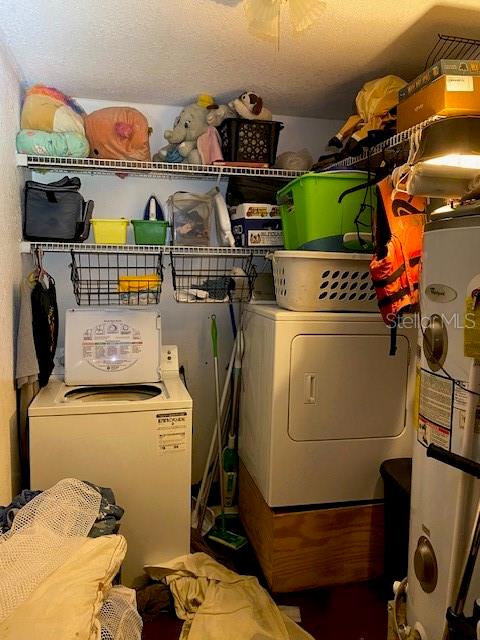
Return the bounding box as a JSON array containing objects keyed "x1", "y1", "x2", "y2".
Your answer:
[{"x1": 370, "y1": 177, "x2": 427, "y2": 336}]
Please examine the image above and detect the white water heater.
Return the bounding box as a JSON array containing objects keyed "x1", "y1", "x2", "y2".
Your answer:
[{"x1": 407, "y1": 209, "x2": 480, "y2": 640}]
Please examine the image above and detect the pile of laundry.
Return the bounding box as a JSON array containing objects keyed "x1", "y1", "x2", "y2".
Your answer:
[
  {"x1": 141, "y1": 553, "x2": 315, "y2": 640},
  {"x1": 0, "y1": 480, "x2": 124, "y2": 538},
  {"x1": 0, "y1": 478, "x2": 139, "y2": 640}
]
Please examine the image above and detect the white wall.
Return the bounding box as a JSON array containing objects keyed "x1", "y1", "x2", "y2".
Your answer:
[
  {"x1": 0, "y1": 37, "x2": 22, "y2": 502},
  {"x1": 33, "y1": 98, "x2": 342, "y2": 483}
]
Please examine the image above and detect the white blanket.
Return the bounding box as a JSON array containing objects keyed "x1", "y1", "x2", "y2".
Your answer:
[{"x1": 146, "y1": 553, "x2": 315, "y2": 640}]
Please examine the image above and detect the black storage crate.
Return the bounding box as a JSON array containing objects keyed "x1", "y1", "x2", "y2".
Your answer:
[{"x1": 217, "y1": 118, "x2": 283, "y2": 165}]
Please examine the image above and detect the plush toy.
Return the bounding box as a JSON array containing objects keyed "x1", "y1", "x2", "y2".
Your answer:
[
  {"x1": 230, "y1": 91, "x2": 272, "y2": 121},
  {"x1": 153, "y1": 103, "x2": 209, "y2": 164},
  {"x1": 206, "y1": 103, "x2": 237, "y2": 127},
  {"x1": 20, "y1": 84, "x2": 86, "y2": 135},
  {"x1": 16, "y1": 129, "x2": 90, "y2": 158},
  {"x1": 327, "y1": 75, "x2": 407, "y2": 156},
  {"x1": 206, "y1": 91, "x2": 272, "y2": 128},
  {"x1": 84, "y1": 107, "x2": 151, "y2": 161}
]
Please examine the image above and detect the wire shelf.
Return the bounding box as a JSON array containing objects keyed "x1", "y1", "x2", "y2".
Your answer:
[
  {"x1": 425, "y1": 33, "x2": 480, "y2": 70},
  {"x1": 16, "y1": 154, "x2": 304, "y2": 180},
  {"x1": 70, "y1": 251, "x2": 163, "y2": 306},
  {"x1": 324, "y1": 116, "x2": 442, "y2": 171},
  {"x1": 21, "y1": 241, "x2": 269, "y2": 256},
  {"x1": 170, "y1": 252, "x2": 257, "y2": 303}
]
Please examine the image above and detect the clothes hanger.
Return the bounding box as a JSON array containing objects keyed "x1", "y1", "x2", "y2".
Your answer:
[{"x1": 33, "y1": 247, "x2": 49, "y2": 287}]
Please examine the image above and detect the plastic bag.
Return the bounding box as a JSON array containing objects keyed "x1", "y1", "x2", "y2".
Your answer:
[
  {"x1": 167, "y1": 189, "x2": 234, "y2": 247},
  {"x1": 274, "y1": 149, "x2": 313, "y2": 171}
]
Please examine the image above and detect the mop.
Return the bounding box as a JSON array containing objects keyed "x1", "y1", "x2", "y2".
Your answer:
[
  {"x1": 222, "y1": 328, "x2": 243, "y2": 508},
  {"x1": 207, "y1": 315, "x2": 247, "y2": 550},
  {"x1": 192, "y1": 334, "x2": 237, "y2": 534}
]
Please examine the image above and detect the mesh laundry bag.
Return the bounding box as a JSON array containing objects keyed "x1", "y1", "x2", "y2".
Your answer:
[
  {"x1": 99, "y1": 586, "x2": 143, "y2": 640},
  {"x1": 0, "y1": 478, "x2": 101, "y2": 621}
]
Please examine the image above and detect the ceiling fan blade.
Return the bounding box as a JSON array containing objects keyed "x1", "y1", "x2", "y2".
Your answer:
[
  {"x1": 243, "y1": 0, "x2": 283, "y2": 39},
  {"x1": 287, "y1": 0, "x2": 325, "y2": 33}
]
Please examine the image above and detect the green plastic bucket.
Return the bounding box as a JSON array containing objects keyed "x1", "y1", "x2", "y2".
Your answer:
[
  {"x1": 132, "y1": 220, "x2": 169, "y2": 245},
  {"x1": 277, "y1": 170, "x2": 376, "y2": 251}
]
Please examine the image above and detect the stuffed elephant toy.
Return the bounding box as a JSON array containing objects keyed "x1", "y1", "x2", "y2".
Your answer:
[{"x1": 154, "y1": 103, "x2": 209, "y2": 164}]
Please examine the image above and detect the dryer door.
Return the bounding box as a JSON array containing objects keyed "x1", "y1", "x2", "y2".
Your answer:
[{"x1": 288, "y1": 334, "x2": 410, "y2": 441}]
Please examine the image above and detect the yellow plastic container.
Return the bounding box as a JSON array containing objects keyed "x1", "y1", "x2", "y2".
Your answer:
[
  {"x1": 91, "y1": 218, "x2": 129, "y2": 244},
  {"x1": 118, "y1": 274, "x2": 161, "y2": 292}
]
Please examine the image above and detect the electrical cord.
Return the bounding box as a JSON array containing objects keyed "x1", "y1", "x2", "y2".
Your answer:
[
  {"x1": 179, "y1": 364, "x2": 188, "y2": 392},
  {"x1": 352, "y1": 143, "x2": 375, "y2": 249}
]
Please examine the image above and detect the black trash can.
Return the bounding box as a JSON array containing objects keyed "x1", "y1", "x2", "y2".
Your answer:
[{"x1": 380, "y1": 458, "x2": 412, "y2": 596}]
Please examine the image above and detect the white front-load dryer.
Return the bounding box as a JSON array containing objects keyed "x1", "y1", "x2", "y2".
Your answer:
[
  {"x1": 29, "y1": 346, "x2": 192, "y2": 586},
  {"x1": 239, "y1": 304, "x2": 416, "y2": 507}
]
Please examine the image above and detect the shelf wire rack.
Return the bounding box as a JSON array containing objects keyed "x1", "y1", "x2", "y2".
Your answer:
[
  {"x1": 425, "y1": 33, "x2": 480, "y2": 69},
  {"x1": 17, "y1": 154, "x2": 304, "y2": 180},
  {"x1": 70, "y1": 251, "x2": 163, "y2": 305}
]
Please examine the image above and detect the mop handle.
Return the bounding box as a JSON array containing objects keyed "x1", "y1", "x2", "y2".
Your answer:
[
  {"x1": 211, "y1": 315, "x2": 225, "y2": 524},
  {"x1": 194, "y1": 336, "x2": 237, "y2": 528},
  {"x1": 427, "y1": 444, "x2": 480, "y2": 478},
  {"x1": 211, "y1": 314, "x2": 218, "y2": 358}
]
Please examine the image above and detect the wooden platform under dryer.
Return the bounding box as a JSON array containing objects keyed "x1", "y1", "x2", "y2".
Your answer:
[{"x1": 239, "y1": 462, "x2": 384, "y2": 593}]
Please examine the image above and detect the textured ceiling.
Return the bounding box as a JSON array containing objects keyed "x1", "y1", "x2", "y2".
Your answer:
[{"x1": 1, "y1": 0, "x2": 480, "y2": 118}]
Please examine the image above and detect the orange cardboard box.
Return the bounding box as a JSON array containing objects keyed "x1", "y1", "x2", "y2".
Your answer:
[{"x1": 397, "y1": 75, "x2": 480, "y2": 131}]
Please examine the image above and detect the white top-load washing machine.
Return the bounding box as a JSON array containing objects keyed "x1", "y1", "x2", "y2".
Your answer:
[
  {"x1": 239, "y1": 304, "x2": 416, "y2": 507},
  {"x1": 29, "y1": 309, "x2": 192, "y2": 586}
]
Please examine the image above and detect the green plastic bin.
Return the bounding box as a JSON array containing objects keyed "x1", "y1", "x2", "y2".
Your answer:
[
  {"x1": 131, "y1": 220, "x2": 169, "y2": 245},
  {"x1": 277, "y1": 170, "x2": 376, "y2": 251}
]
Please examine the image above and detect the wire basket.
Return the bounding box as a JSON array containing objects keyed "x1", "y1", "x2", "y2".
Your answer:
[
  {"x1": 70, "y1": 251, "x2": 163, "y2": 305},
  {"x1": 170, "y1": 251, "x2": 257, "y2": 303}
]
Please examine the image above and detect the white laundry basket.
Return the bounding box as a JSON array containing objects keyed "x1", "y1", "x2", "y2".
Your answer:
[{"x1": 271, "y1": 250, "x2": 378, "y2": 312}]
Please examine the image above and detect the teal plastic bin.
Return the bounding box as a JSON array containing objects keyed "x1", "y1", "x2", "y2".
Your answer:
[
  {"x1": 131, "y1": 220, "x2": 169, "y2": 245},
  {"x1": 277, "y1": 170, "x2": 376, "y2": 251}
]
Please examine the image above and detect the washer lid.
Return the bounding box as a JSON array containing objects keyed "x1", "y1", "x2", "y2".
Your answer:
[{"x1": 63, "y1": 384, "x2": 162, "y2": 403}]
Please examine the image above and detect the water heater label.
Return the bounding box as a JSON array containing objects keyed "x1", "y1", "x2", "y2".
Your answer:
[
  {"x1": 418, "y1": 369, "x2": 453, "y2": 449},
  {"x1": 82, "y1": 320, "x2": 142, "y2": 371}
]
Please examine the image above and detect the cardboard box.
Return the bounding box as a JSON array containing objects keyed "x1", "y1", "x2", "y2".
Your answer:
[
  {"x1": 231, "y1": 221, "x2": 283, "y2": 247},
  {"x1": 397, "y1": 75, "x2": 480, "y2": 132},
  {"x1": 399, "y1": 59, "x2": 480, "y2": 101},
  {"x1": 229, "y1": 203, "x2": 283, "y2": 247},
  {"x1": 230, "y1": 203, "x2": 280, "y2": 219}
]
